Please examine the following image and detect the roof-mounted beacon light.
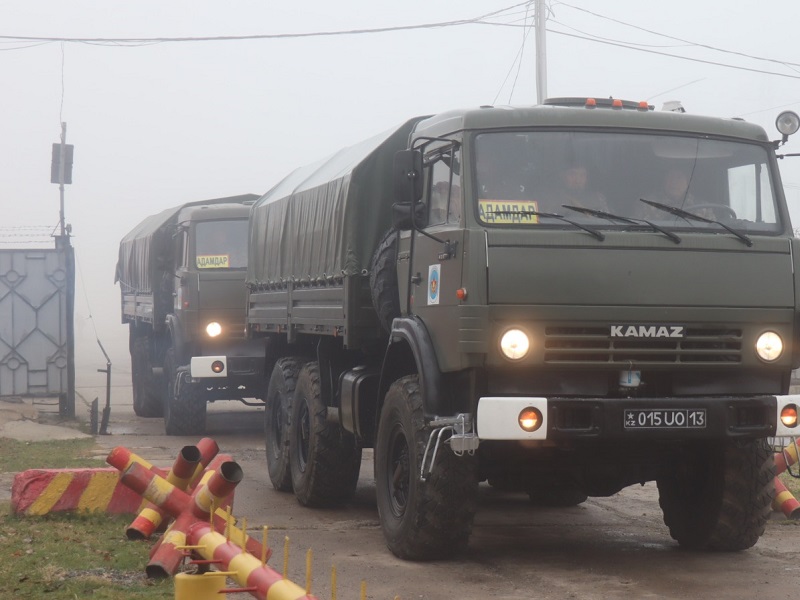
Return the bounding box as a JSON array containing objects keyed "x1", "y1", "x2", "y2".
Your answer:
[{"x1": 776, "y1": 111, "x2": 800, "y2": 144}]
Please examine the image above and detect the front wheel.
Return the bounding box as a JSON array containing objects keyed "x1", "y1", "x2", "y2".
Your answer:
[
  {"x1": 163, "y1": 349, "x2": 207, "y2": 436},
  {"x1": 131, "y1": 336, "x2": 162, "y2": 418},
  {"x1": 375, "y1": 375, "x2": 478, "y2": 560},
  {"x1": 657, "y1": 439, "x2": 774, "y2": 551},
  {"x1": 289, "y1": 362, "x2": 362, "y2": 506}
]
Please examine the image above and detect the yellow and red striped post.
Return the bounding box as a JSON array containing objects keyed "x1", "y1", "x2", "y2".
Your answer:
[
  {"x1": 185, "y1": 521, "x2": 317, "y2": 600},
  {"x1": 773, "y1": 477, "x2": 800, "y2": 519},
  {"x1": 109, "y1": 447, "x2": 272, "y2": 579},
  {"x1": 775, "y1": 439, "x2": 800, "y2": 475},
  {"x1": 126, "y1": 445, "x2": 203, "y2": 540}
]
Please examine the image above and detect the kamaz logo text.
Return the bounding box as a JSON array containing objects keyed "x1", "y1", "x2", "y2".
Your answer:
[{"x1": 610, "y1": 325, "x2": 685, "y2": 338}]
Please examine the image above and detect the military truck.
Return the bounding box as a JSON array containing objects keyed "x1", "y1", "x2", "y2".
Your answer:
[
  {"x1": 245, "y1": 100, "x2": 800, "y2": 560},
  {"x1": 116, "y1": 194, "x2": 266, "y2": 435}
]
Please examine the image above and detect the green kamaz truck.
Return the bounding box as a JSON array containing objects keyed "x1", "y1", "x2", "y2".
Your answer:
[
  {"x1": 116, "y1": 194, "x2": 266, "y2": 435},
  {"x1": 246, "y1": 99, "x2": 800, "y2": 559}
]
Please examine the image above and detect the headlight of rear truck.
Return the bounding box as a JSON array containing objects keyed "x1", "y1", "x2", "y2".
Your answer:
[
  {"x1": 755, "y1": 331, "x2": 783, "y2": 362},
  {"x1": 206, "y1": 322, "x2": 222, "y2": 337}
]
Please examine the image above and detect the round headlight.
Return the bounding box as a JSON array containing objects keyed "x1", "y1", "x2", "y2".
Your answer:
[
  {"x1": 206, "y1": 322, "x2": 222, "y2": 337},
  {"x1": 755, "y1": 331, "x2": 783, "y2": 362},
  {"x1": 500, "y1": 328, "x2": 530, "y2": 360},
  {"x1": 776, "y1": 111, "x2": 800, "y2": 137}
]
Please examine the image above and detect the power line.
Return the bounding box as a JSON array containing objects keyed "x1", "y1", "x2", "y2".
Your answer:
[
  {"x1": 479, "y1": 21, "x2": 800, "y2": 81},
  {"x1": 552, "y1": 1, "x2": 800, "y2": 71},
  {"x1": 0, "y1": 2, "x2": 534, "y2": 45}
]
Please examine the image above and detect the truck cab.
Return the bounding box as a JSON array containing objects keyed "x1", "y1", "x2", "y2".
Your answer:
[{"x1": 118, "y1": 194, "x2": 265, "y2": 435}]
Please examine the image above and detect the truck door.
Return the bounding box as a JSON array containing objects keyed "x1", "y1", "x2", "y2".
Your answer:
[{"x1": 403, "y1": 145, "x2": 465, "y2": 372}]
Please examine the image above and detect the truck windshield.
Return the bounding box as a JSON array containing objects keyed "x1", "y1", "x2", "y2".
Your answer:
[
  {"x1": 194, "y1": 219, "x2": 248, "y2": 269},
  {"x1": 473, "y1": 131, "x2": 781, "y2": 233}
]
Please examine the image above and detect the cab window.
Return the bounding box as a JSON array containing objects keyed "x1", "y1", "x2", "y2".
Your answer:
[
  {"x1": 427, "y1": 147, "x2": 462, "y2": 226},
  {"x1": 194, "y1": 220, "x2": 248, "y2": 269}
]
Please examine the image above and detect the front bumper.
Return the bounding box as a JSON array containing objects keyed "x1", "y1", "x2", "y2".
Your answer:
[
  {"x1": 476, "y1": 394, "x2": 798, "y2": 441},
  {"x1": 190, "y1": 355, "x2": 263, "y2": 380}
]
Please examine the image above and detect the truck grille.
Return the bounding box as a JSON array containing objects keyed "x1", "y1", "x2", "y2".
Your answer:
[{"x1": 544, "y1": 326, "x2": 742, "y2": 365}]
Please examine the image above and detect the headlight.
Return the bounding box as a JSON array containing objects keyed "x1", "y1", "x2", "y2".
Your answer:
[
  {"x1": 776, "y1": 111, "x2": 800, "y2": 137},
  {"x1": 500, "y1": 328, "x2": 530, "y2": 360},
  {"x1": 206, "y1": 322, "x2": 222, "y2": 337},
  {"x1": 755, "y1": 331, "x2": 783, "y2": 362}
]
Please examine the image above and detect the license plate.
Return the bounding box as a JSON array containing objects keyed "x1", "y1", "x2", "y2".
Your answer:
[{"x1": 624, "y1": 408, "x2": 707, "y2": 429}]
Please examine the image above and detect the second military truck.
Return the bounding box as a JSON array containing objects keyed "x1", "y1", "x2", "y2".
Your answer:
[
  {"x1": 243, "y1": 100, "x2": 800, "y2": 559},
  {"x1": 117, "y1": 194, "x2": 266, "y2": 435}
]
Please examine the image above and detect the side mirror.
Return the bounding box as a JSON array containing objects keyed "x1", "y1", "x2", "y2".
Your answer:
[
  {"x1": 391, "y1": 202, "x2": 427, "y2": 231},
  {"x1": 394, "y1": 149, "x2": 424, "y2": 203}
]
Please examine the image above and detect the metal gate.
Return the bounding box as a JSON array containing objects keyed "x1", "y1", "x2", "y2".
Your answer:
[{"x1": 0, "y1": 240, "x2": 74, "y2": 415}]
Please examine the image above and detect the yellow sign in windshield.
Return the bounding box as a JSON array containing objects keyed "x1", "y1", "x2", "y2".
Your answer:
[
  {"x1": 478, "y1": 199, "x2": 540, "y2": 224},
  {"x1": 196, "y1": 254, "x2": 230, "y2": 269}
]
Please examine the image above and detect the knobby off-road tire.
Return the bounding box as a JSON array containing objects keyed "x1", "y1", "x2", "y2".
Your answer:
[
  {"x1": 375, "y1": 375, "x2": 479, "y2": 561},
  {"x1": 265, "y1": 357, "x2": 304, "y2": 492},
  {"x1": 131, "y1": 336, "x2": 163, "y2": 418},
  {"x1": 657, "y1": 439, "x2": 775, "y2": 551},
  {"x1": 289, "y1": 362, "x2": 362, "y2": 507},
  {"x1": 163, "y1": 348, "x2": 207, "y2": 436},
  {"x1": 369, "y1": 229, "x2": 401, "y2": 332}
]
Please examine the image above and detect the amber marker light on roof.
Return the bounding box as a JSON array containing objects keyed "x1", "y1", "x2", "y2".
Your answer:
[
  {"x1": 611, "y1": 99, "x2": 623, "y2": 109},
  {"x1": 781, "y1": 404, "x2": 798, "y2": 428},
  {"x1": 585, "y1": 98, "x2": 597, "y2": 108}
]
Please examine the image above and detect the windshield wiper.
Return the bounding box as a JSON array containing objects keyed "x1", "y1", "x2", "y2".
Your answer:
[
  {"x1": 561, "y1": 205, "x2": 681, "y2": 244},
  {"x1": 486, "y1": 209, "x2": 605, "y2": 241},
  {"x1": 638, "y1": 199, "x2": 752, "y2": 247}
]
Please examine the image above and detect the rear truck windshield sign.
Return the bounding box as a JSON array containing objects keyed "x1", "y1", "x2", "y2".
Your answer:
[
  {"x1": 196, "y1": 254, "x2": 230, "y2": 269},
  {"x1": 478, "y1": 200, "x2": 540, "y2": 224}
]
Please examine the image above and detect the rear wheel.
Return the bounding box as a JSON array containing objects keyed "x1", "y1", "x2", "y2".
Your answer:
[
  {"x1": 265, "y1": 357, "x2": 304, "y2": 492},
  {"x1": 375, "y1": 375, "x2": 478, "y2": 560},
  {"x1": 289, "y1": 362, "x2": 362, "y2": 506},
  {"x1": 163, "y1": 348, "x2": 206, "y2": 436},
  {"x1": 657, "y1": 439, "x2": 774, "y2": 551},
  {"x1": 131, "y1": 336, "x2": 162, "y2": 417}
]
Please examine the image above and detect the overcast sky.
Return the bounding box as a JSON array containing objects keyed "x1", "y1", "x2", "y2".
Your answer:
[{"x1": 3, "y1": 0, "x2": 800, "y2": 396}]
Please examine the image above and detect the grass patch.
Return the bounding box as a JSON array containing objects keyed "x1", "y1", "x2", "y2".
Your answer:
[
  {"x1": 0, "y1": 503, "x2": 172, "y2": 599},
  {"x1": 0, "y1": 437, "x2": 102, "y2": 472},
  {"x1": 1, "y1": 438, "x2": 171, "y2": 598}
]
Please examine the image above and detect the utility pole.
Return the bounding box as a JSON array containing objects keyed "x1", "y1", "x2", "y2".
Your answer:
[
  {"x1": 58, "y1": 122, "x2": 67, "y2": 237},
  {"x1": 535, "y1": 0, "x2": 548, "y2": 104}
]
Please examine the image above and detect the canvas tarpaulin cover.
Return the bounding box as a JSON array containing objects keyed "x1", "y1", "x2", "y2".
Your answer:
[
  {"x1": 115, "y1": 205, "x2": 182, "y2": 295},
  {"x1": 247, "y1": 117, "x2": 423, "y2": 286}
]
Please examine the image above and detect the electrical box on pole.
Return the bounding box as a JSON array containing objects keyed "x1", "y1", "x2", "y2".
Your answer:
[{"x1": 50, "y1": 142, "x2": 74, "y2": 184}]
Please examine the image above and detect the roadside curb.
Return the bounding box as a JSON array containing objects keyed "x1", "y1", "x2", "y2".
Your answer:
[{"x1": 11, "y1": 468, "x2": 145, "y2": 516}]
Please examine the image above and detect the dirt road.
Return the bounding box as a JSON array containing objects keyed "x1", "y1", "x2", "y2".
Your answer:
[{"x1": 77, "y1": 385, "x2": 800, "y2": 600}]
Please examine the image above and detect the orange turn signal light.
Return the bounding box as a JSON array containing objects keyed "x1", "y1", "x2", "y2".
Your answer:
[
  {"x1": 781, "y1": 404, "x2": 798, "y2": 428},
  {"x1": 456, "y1": 288, "x2": 467, "y2": 300},
  {"x1": 518, "y1": 407, "x2": 543, "y2": 432},
  {"x1": 211, "y1": 360, "x2": 225, "y2": 374}
]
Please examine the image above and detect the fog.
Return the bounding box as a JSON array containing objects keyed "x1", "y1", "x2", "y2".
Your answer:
[{"x1": 3, "y1": 0, "x2": 800, "y2": 402}]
